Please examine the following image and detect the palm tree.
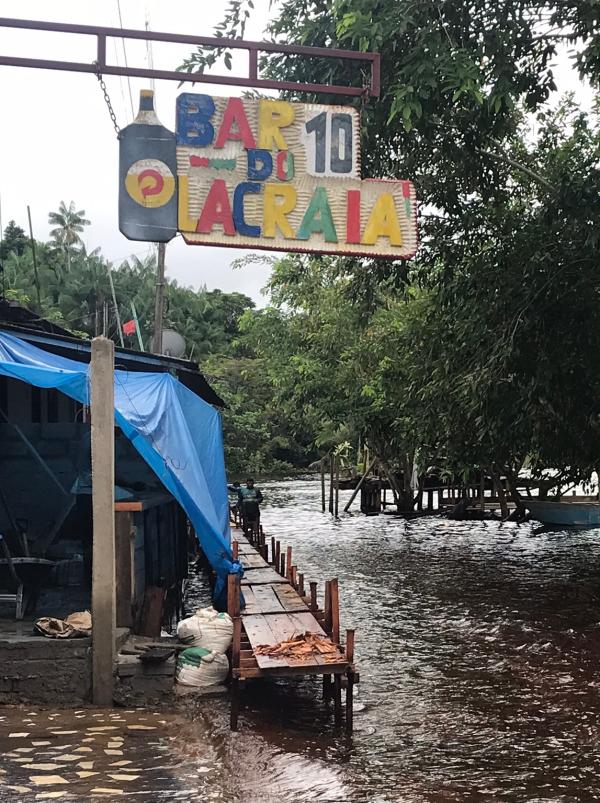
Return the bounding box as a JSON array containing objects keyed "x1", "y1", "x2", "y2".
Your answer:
[{"x1": 48, "y1": 201, "x2": 90, "y2": 272}]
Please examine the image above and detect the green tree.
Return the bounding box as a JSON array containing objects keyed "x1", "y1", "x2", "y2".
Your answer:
[
  {"x1": 0, "y1": 221, "x2": 28, "y2": 261},
  {"x1": 48, "y1": 201, "x2": 90, "y2": 273}
]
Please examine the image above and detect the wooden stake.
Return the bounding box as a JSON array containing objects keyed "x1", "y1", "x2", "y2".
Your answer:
[
  {"x1": 334, "y1": 457, "x2": 340, "y2": 518},
  {"x1": 271, "y1": 536, "x2": 276, "y2": 564},
  {"x1": 330, "y1": 578, "x2": 340, "y2": 644},
  {"x1": 227, "y1": 573, "x2": 238, "y2": 618},
  {"x1": 333, "y1": 675, "x2": 342, "y2": 724},
  {"x1": 232, "y1": 540, "x2": 238, "y2": 560},
  {"x1": 480, "y1": 472, "x2": 485, "y2": 515},
  {"x1": 323, "y1": 674, "x2": 332, "y2": 701},
  {"x1": 275, "y1": 540, "x2": 281, "y2": 571},
  {"x1": 345, "y1": 671, "x2": 354, "y2": 734},
  {"x1": 298, "y1": 572, "x2": 305, "y2": 596},
  {"x1": 291, "y1": 565, "x2": 297, "y2": 588},
  {"x1": 232, "y1": 614, "x2": 241, "y2": 669},
  {"x1": 286, "y1": 546, "x2": 292, "y2": 580},
  {"x1": 345, "y1": 628, "x2": 355, "y2": 662},
  {"x1": 344, "y1": 457, "x2": 377, "y2": 512},
  {"x1": 324, "y1": 580, "x2": 332, "y2": 635},
  {"x1": 309, "y1": 581, "x2": 318, "y2": 611},
  {"x1": 329, "y1": 453, "x2": 334, "y2": 513},
  {"x1": 280, "y1": 553, "x2": 286, "y2": 577},
  {"x1": 321, "y1": 458, "x2": 326, "y2": 513},
  {"x1": 230, "y1": 677, "x2": 240, "y2": 731}
]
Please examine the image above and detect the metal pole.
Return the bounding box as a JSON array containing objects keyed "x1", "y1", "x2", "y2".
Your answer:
[
  {"x1": 107, "y1": 266, "x2": 124, "y2": 347},
  {"x1": 26, "y1": 205, "x2": 41, "y2": 309},
  {"x1": 153, "y1": 242, "x2": 165, "y2": 355}
]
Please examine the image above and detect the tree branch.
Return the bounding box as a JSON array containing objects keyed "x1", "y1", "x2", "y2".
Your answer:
[{"x1": 477, "y1": 145, "x2": 554, "y2": 191}]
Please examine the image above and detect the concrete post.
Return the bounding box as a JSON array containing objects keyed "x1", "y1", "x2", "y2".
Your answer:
[{"x1": 91, "y1": 336, "x2": 116, "y2": 706}]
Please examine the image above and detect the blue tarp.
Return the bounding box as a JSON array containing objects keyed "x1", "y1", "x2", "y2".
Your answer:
[{"x1": 0, "y1": 332, "x2": 232, "y2": 571}]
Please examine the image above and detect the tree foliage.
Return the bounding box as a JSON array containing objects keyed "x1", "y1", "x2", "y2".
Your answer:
[{"x1": 177, "y1": 0, "x2": 600, "y2": 498}]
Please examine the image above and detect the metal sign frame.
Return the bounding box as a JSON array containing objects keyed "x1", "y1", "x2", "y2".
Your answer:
[{"x1": 0, "y1": 17, "x2": 380, "y2": 98}]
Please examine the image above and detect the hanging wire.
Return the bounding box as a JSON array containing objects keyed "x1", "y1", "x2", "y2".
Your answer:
[
  {"x1": 145, "y1": 8, "x2": 156, "y2": 94},
  {"x1": 112, "y1": 37, "x2": 131, "y2": 125},
  {"x1": 116, "y1": 0, "x2": 135, "y2": 120}
]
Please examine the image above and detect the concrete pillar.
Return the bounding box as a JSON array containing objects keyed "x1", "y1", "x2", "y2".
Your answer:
[{"x1": 91, "y1": 337, "x2": 116, "y2": 707}]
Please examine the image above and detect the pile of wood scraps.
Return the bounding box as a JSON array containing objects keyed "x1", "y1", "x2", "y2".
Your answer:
[{"x1": 254, "y1": 631, "x2": 343, "y2": 663}]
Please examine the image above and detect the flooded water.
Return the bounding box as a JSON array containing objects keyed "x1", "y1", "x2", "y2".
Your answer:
[{"x1": 3, "y1": 477, "x2": 600, "y2": 802}]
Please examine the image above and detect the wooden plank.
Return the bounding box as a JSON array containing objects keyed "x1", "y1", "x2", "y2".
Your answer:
[
  {"x1": 272, "y1": 583, "x2": 309, "y2": 612},
  {"x1": 264, "y1": 613, "x2": 297, "y2": 644},
  {"x1": 139, "y1": 586, "x2": 166, "y2": 638},
  {"x1": 242, "y1": 615, "x2": 289, "y2": 670},
  {"x1": 241, "y1": 567, "x2": 285, "y2": 585},
  {"x1": 287, "y1": 611, "x2": 328, "y2": 637},
  {"x1": 251, "y1": 584, "x2": 285, "y2": 613},
  {"x1": 239, "y1": 552, "x2": 269, "y2": 569},
  {"x1": 241, "y1": 586, "x2": 261, "y2": 615}
]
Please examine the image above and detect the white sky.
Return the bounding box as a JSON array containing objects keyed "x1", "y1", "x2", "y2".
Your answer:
[
  {"x1": 0, "y1": 2, "x2": 593, "y2": 306},
  {"x1": 0, "y1": 0, "x2": 277, "y2": 304}
]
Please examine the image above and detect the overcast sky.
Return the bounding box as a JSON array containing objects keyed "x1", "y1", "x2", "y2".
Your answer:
[
  {"x1": 0, "y1": 0, "x2": 277, "y2": 305},
  {"x1": 0, "y1": 2, "x2": 593, "y2": 306}
]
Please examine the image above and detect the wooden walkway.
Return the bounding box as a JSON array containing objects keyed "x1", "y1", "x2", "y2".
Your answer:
[{"x1": 227, "y1": 527, "x2": 357, "y2": 730}]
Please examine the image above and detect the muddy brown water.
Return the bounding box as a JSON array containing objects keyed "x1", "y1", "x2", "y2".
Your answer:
[{"x1": 4, "y1": 477, "x2": 600, "y2": 802}]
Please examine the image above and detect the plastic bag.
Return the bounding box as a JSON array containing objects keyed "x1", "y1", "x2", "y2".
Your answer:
[
  {"x1": 176, "y1": 646, "x2": 229, "y2": 687},
  {"x1": 176, "y1": 607, "x2": 233, "y2": 653}
]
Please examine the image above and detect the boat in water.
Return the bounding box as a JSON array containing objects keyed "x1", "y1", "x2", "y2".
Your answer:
[{"x1": 526, "y1": 496, "x2": 600, "y2": 527}]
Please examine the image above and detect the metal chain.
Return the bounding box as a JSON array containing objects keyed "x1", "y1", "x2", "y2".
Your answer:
[{"x1": 93, "y1": 62, "x2": 121, "y2": 138}]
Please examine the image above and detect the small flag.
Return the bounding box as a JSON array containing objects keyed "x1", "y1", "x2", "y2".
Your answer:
[{"x1": 122, "y1": 319, "x2": 136, "y2": 336}]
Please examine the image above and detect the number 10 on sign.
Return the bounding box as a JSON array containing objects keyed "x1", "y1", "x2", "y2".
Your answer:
[{"x1": 302, "y1": 107, "x2": 359, "y2": 178}]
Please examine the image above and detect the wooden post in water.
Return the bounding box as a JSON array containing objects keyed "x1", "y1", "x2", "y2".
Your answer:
[
  {"x1": 280, "y1": 553, "x2": 286, "y2": 577},
  {"x1": 271, "y1": 536, "x2": 276, "y2": 565},
  {"x1": 321, "y1": 458, "x2": 326, "y2": 513},
  {"x1": 345, "y1": 628, "x2": 355, "y2": 734},
  {"x1": 309, "y1": 581, "x2": 318, "y2": 611},
  {"x1": 229, "y1": 573, "x2": 241, "y2": 731},
  {"x1": 275, "y1": 540, "x2": 281, "y2": 571},
  {"x1": 329, "y1": 453, "x2": 334, "y2": 514},
  {"x1": 344, "y1": 457, "x2": 377, "y2": 513},
  {"x1": 330, "y1": 578, "x2": 340, "y2": 645},
  {"x1": 334, "y1": 457, "x2": 340, "y2": 518},
  {"x1": 324, "y1": 580, "x2": 332, "y2": 635},
  {"x1": 480, "y1": 472, "x2": 486, "y2": 516},
  {"x1": 232, "y1": 540, "x2": 238, "y2": 560},
  {"x1": 286, "y1": 546, "x2": 293, "y2": 580},
  {"x1": 333, "y1": 675, "x2": 343, "y2": 724},
  {"x1": 298, "y1": 572, "x2": 305, "y2": 596}
]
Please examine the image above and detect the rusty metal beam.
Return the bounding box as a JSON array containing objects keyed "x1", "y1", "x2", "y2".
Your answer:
[{"x1": 0, "y1": 17, "x2": 380, "y2": 98}]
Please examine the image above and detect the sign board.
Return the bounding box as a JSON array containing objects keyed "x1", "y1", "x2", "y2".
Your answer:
[
  {"x1": 119, "y1": 91, "x2": 418, "y2": 259},
  {"x1": 119, "y1": 91, "x2": 177, "y2": 243},
  {"x1": 176, "y1": 94, "x2": 417, "y2": 259}
]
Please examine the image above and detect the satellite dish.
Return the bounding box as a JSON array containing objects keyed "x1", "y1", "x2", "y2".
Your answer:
[{"x1": 161, "y1": 329, "x2": 186, "y2": 358}]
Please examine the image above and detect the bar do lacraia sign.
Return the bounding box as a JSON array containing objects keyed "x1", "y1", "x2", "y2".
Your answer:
[{"x1": 119, "y1": 91, "x2": 417, "y2": 259}]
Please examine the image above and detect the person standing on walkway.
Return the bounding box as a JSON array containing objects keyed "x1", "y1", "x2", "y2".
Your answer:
[{"x1": 238, "y1": 478, "x2": 263, "y2": 534}]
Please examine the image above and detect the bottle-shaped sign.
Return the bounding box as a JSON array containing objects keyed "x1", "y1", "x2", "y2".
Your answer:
[{"x1": 119, "y1": 90, "x2": 177, "y2": 242}]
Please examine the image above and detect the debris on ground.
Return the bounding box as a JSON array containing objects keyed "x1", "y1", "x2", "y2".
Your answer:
[{"x1": 254, "y1": 632, "x2": 344, "y2": 663}]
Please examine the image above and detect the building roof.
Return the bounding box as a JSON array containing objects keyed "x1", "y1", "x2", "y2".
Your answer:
[{"x1": 0, "y1": 300, "x2": 224, "y2": 407}]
